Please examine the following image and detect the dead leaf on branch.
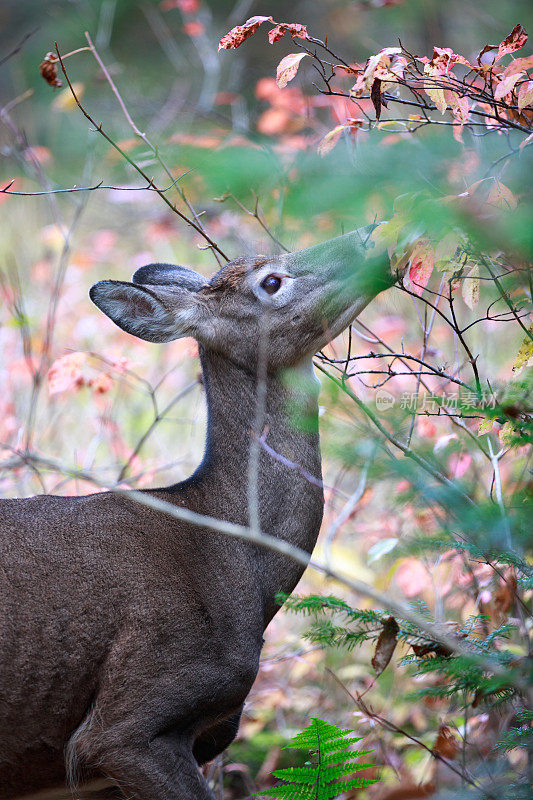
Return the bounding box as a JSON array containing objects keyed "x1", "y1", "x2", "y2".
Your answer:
[
  {"x1": 39, "y1": 52, "x2": 62, "y2": 87},
  {"x1": 371, "y1": 616, "x2": 399, "y2": 676},
  {"x1": 371, "y1": 78, "x2": 383, "y2": 120}
]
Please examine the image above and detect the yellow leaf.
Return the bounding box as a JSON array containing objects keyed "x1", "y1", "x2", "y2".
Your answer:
[
  {"x1": 434, "y1": 231, "x2": 460, "y2": 265},
  {"x1": 462, "y1": 262, "x2": 480, "y2": 310},
  {"x1": 424, "y1": 82, "x2": 447, "y2": 114},
  {"x1": 376, "y1": 120, "x2": 406, "y2": 130},
  {"x1": 477, "y1": 418, "x2": 494, "y2": 436},
  {"x1": 517, "y1": 80, "x2": 533, "y2": 111},
  {"x1": 317, "y1": 124, "x2": 347, "y2": 157},
  {"x1": 275, "y1": 53, "x2": 308, "y2": 88},
  {"x1": 52, "y1": 83, "x2": 84, "y2": 112},
  {"x1": 512, "y1": 325, "x2": 533, "y2": 375},
  {"x1": 499, "y1": 421, "x2": 515, "y2": 446},
  {"x1": 486, "y1": 179, "x2": 518, "y2": 209}
]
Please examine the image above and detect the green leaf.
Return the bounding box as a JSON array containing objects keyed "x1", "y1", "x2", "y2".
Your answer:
[{"x1": 259, "y1": 718, "x2": 378, "y2": 800}]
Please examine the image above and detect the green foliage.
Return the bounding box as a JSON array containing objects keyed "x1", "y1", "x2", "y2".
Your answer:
[
  {"x1": 280, "y1": 592, "x2": 531, "y2": 753},
  {"x1": 259, "y1": 718, "x2": 378, "y2": 799}
]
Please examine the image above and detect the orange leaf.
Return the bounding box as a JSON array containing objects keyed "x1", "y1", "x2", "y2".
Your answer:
[
  {"x1": 275, "y1": 52, "x2": 308, "y2": 88},
  {"x1": 433, "y1": 725, "x2": 460, "y2": 760},
  {"x1": 496, "y1": 23, "x2": 528, "y2": 61},
  {"x1": 218, "y1": 16, "x2": 273, "y2": 50}
]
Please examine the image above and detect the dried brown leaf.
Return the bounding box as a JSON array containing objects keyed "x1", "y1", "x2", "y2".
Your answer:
[
  {"x1": 39, "y1": 52, "x2": 62, "y2": 88},
  {"x1": 433, "y1": 725, "x2": 460, "y2": 760},
  {"x1": 371, "y1": 616, "x2": 399, "y2": 676}
]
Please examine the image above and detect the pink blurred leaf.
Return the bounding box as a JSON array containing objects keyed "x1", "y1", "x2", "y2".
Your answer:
[
  {"x1": 396, "y1": 559, "x2": 431, "y2": 598},
  {"x1": 48, "y1": 352, "x2": 87, "y2": 395},
  {"x1": 449, "y1": 452, "x2": 472, "y2": 478}
]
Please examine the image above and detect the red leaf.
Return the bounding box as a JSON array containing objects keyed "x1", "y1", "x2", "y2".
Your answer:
[
  {"x1": 497, "y1": 23, "x2": 528, "y2": 60},
  {"x1": 407, "y1": 239, "x2": 434, "y2": 296},
  {"x1": 268, "y1": 22, "x2": 309, "y2": 44},
  {"x1": 218, "y1": 16, "x2": 273, "y2": 51}
]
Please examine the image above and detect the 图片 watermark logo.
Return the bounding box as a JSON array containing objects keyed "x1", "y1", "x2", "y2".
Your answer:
[
  {"x1": 374, "y1": 389, "x2": 500, "y2": 413},
  {"x1": 375, "y1": 390, "x2": 396, "y2": 411}
]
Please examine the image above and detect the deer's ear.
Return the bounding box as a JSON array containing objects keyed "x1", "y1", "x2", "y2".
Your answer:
[
  {"x1": 132, "y1": 263, "x2": 207, "y2": 291},
  {"x1": 89, "y1": 280, "x2": 206, "y2": 343}
]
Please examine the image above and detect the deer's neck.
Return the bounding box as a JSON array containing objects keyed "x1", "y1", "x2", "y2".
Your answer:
[{"x1": 193, "y1": 348, "x2": 324, "y2": 619}]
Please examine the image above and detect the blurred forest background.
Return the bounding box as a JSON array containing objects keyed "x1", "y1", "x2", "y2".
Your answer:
[{"x1": 0, "y1": 1, "x2": 532, "y2": 798}]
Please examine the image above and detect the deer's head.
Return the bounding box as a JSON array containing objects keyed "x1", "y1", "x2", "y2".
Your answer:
[{"x1": 90, "y1": 225, "x2": 394, "y2": 370}]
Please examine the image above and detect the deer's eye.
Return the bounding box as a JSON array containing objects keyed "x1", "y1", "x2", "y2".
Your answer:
[{"x1": 260, "y1": 275, "x2": 282, "y2": 295}]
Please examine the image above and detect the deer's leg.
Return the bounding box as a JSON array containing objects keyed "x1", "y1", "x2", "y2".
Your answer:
[{"x1": 193, "y1": 706, "x2": 243, "y2": 765}]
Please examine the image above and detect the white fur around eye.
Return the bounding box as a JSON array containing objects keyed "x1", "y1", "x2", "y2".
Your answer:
[{"x1": 251, "y1": 265, "x2": 295, "y2": 307}]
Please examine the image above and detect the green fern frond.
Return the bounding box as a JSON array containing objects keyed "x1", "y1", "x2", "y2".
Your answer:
[{"x1": 259, "y1": 718, "x2": 378, "y2": 800}]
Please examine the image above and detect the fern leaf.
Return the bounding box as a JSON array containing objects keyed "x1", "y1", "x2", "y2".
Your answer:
[{"x1": 259, "y1": 718, "x2": 378, "y2": 800}]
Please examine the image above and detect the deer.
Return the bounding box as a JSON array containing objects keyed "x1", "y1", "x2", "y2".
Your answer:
[{"x1": 0, "y1": 224, "x2": 394, "y2": 800}]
